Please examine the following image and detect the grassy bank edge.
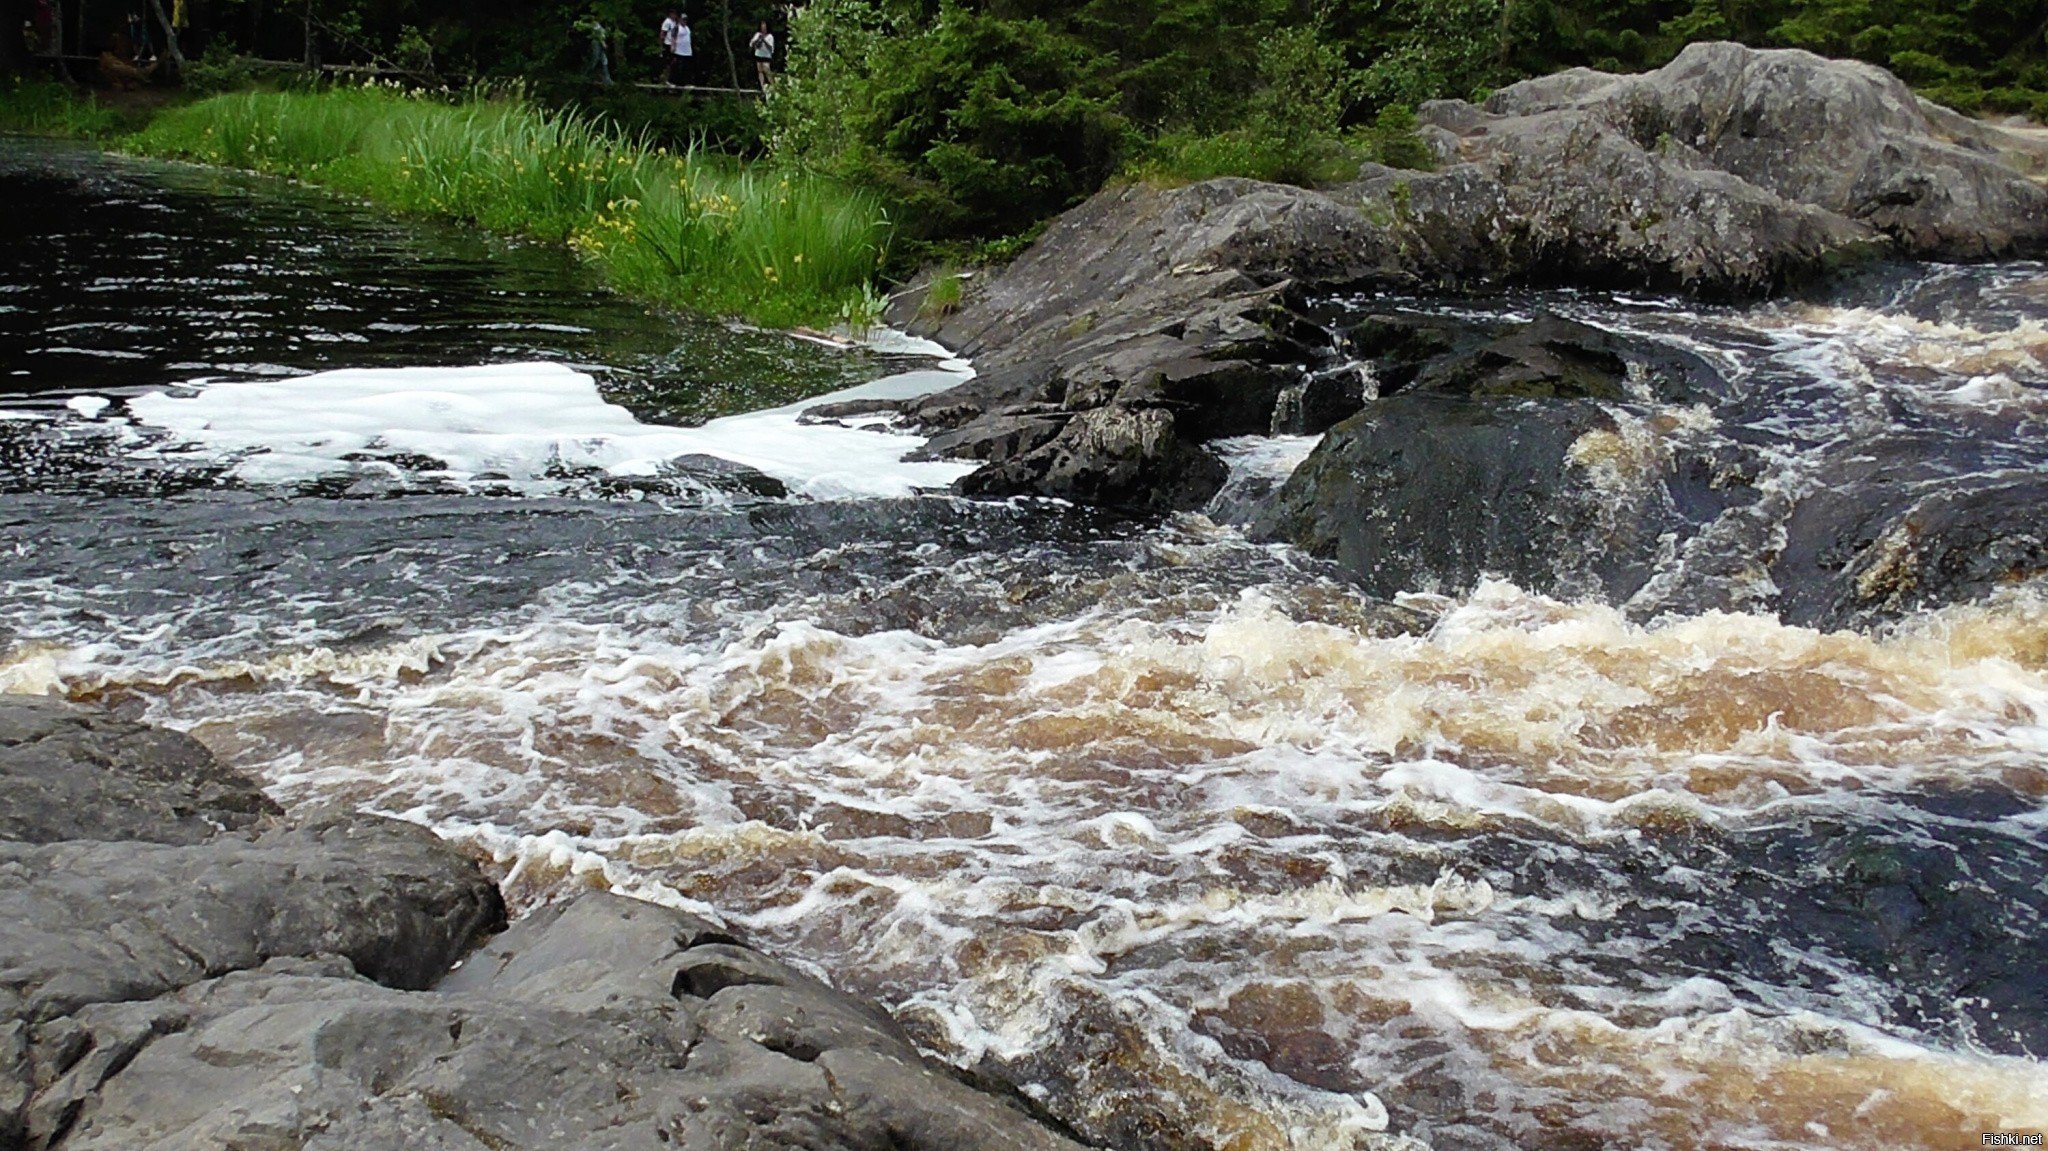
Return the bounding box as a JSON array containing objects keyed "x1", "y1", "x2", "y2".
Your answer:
[{"x1": 8, "y1": 81, "x2": 891, "y2": 331}]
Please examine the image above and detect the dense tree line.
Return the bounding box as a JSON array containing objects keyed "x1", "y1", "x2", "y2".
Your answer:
[
  {"x1": 10, "y1": 0, "x2": 2048, "y2": 251},
  {"x1": 761, "y1": 0, "x2": 2048, "y2": 247}
]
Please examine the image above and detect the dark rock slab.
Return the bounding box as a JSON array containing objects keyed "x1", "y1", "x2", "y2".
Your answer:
[
  {"x1": 40, "y1": 893, "x2": 1087, "y2": 1151},
  {"x1": 0, "y1": 697, "x2": 278, "y2": 846},
  {"x1": 1254, "y1": 396, "x2": 1651, "y2": 600},
  {"x1": 0, "y1": 815, "x2": 506, "y2": 1023},
  {"x1": 1253, "y1": 390, "x2": 1763, "y2": 604},
  {"x1": 1409, "y1": 316, "x2": 1633, "y2": 400},
  {"x1": 1769, "y1": 439, "x2": 2048, "y2": 628},
  {"x1": 957, "y1": 404, "x2": 1230, "y2": 512}
]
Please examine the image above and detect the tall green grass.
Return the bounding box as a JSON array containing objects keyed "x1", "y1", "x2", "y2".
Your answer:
[
  {"x1": 0, "y1": 79, "x2": 122, "y2": 139},
  {"x1": 126, "y1": 86, "x2": 889, "y2": 329}
]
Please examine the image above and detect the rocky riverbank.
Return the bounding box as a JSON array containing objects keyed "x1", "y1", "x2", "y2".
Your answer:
[
  {"x1": 0, "y1": 696, "x2": 1087, "y2": 1151},
  {"x1": 829, "y1": 42, "x2": 2048, "y2": 623}
]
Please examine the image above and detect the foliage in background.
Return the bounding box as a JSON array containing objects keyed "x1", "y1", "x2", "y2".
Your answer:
[
  {"x1": 15, "y1": 0, "x2": 2048, "y2": 286},
  {"x1": 125, "y1": 86, "x2": 889, "y2": 327},
  {"x1": 0, "y1": 79, "x2": 123, "y2": 137},
  {"x1": 768, "y1": 0, "x2": 1129, "y2": 245},
  {"x1": 764, "y1": 0, "x2": 1467, "y2": 242},
  {"x1": 182, "y1": 44, "x2": 263, "y2": 96}
]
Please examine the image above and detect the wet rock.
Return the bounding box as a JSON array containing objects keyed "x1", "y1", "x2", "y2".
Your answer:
[
  {"x1": 0, "y1": 706, "x2": 1086, "y2": 1151},
  {"x1": 41, "y1": 893, "x2": 1086, "y2": 1151},
  {"x1": 1253, "y1": 384, "x2": 1762, "y2": 604},
  {"x1": 662, "y1": 454, "x2": 790, "y2": 499},
  {"x1": 1769, "y1": 437, "x2": 2048, "y2": 627},
  {"x1": 1335, "y1": 314, "x2": 1468, "y2": 394},
  {"x1": 957, "y1": 404, "x2": 1230, "y2": 512},
  {"x1": 0, "y1": 697, "x2": 278, "y2": 845},
  {"x1": 889, "y1": 179, "x2": 1385, "y2": 509},
  {"x1": 912, "y1": 44, "x2": 2048, "y2": 511},
  {"x1": 911, "y1": 410, "x2": 1068, "y2": 464},
  {"x1": 1254, "y1": 395, "x2": 1660, "y2": 600},
  {"x1": 1410, "y1": 316, "x2": 1631, "y2": 400},
  {"x1": 1405, "y1": 315, "x2": 1725, "y2": 404}
]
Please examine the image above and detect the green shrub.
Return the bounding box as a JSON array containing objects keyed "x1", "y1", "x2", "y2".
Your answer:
[
  {"x1": 1356, "y1": 105, "x2": 1435, "y2": 171},
  {"x1": 125, "y1": 87, "x2": 889, "y2": 328},
  {"x1": 769, "y1": 0, "x2": 1129, "y2": 242},
  {"x1": 919, "y1": 265, "x2": 965, "y2": 319},
  {"x1": 1130, "y1": 127, "x2": 1355, "y2": 186},
  {"x1": 183, "y1": 45, "x2": 262, "y2": 97}
]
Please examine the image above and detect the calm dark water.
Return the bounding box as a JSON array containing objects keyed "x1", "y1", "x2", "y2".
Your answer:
[
  {"x1": 1, "y1": 137, "x2": 2043, "y2": 1151},
  {"x1": 0, "y1": 137, "x2": 905, "y2": 422}
]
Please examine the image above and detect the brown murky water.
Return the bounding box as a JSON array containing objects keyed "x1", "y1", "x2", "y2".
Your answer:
[{"x1": 2, "y1": 140, "x2": 2045, "y2": 1151}]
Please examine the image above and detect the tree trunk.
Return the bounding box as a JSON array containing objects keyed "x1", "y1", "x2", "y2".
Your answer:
[
  {"x1": 719, "y1": 0, "x2": 738, "y2": 88},
  {"x1": 146, "y1": 0, "x2": 180, "y2": 74}
]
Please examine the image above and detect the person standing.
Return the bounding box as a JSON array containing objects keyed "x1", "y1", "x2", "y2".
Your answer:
[
  {"x1": 580, "y1": 14, "x2": 612, "y2": 85},
  {"x1": 669, "y1": 12, "x2": 695, "y2": 87},
  {"x1": 125, "y1": 8, "x2": 153, "y2": 63},
  {"x1": 659, "y1": 8, "x2": 682, "y2": 84},
  {"x1": 749, "y1": 20, "x2": 774, "y2": 89}
]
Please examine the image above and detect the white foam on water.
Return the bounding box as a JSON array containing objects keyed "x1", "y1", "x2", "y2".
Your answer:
[
  {"x1": 1211, "y1": 434, "x2": 1320, "y2": 481},
  {"x1": 12, "y1": 553, "x2": 2048, "y2": 1150},
  {"x1": 122, "y1": 360, "x2": 979, "y2": 498}
]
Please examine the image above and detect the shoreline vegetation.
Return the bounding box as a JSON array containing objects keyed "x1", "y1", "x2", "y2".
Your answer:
[
  {"x1": 8, "y1": 0, "x2": 2047, "y2": 330},
  {"x1": 128, "y1": 86, "x2": 891, "y2": 330},
  {"x1": 5, "y1": 80, "x2": 891, "y2": 331}
]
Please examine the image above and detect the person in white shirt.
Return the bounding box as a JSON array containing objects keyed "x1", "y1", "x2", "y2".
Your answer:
[
  {"x1": 673, "y1": 14, "x2": 695, "y2": 86},
  {"x1": 749, "y1": 21, "x2": 774, "y2": 89},
  {"x1": 659, "y1": 9, "x2": 691, "y2": 86}
]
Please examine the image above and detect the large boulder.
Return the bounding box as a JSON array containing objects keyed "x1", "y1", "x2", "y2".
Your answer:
[
  {"x1": 0, "y1": 697, "x2": 507, "y2": 1150},
  {"x1": 1377, "y1": 42, "x2": 2048, "y2": 292},
  {"x1": 1251, "y1": 394, "x2": 1704, "y2": 603},
  {"x1": 881, "y1": 43, "x2": 2048, "y2": 511},
  {"x1": 41, "y1": 893, "x2": 1086, "y2": 1151}
]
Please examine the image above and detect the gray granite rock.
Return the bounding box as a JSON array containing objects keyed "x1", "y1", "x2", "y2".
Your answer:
[
  {"x1": 40, "y1": 893, "x2": 1086, "y2": 1151},
  {"x1": 0, "y1": 697, "x2": 277, "y2": 845},
  {"x1": 883, "y1": 44, "x2": 2048, "y2": 512},
  {"x1": 0, "y1": 707, "x2": 1087, "y2": 1151}
]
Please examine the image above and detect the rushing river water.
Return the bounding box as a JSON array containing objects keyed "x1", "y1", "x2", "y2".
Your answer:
[{"x1": 2, "y1": 138, "x2": 2044, "y2": 1151}]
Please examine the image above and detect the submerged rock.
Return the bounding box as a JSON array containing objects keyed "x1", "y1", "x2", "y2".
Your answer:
[
  {"x1": 1768, "y1": 435, "x2": 2048, "y2": 627},
  {"x1": 0, "y1": 698, "x2": 1086, "y2": 1151},
  {"x1": 905, "y1": 43, "x2": 2048, "y2": 514}
]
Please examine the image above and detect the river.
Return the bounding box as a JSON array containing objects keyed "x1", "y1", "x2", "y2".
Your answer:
[{"x1": 2, "y1": 137, "x2": 2043, "y2": 1151}]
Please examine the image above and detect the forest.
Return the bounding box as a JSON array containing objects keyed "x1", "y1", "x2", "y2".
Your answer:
[{"x1": 9, "y1": 0, "x2": 2048, "y2": 259}]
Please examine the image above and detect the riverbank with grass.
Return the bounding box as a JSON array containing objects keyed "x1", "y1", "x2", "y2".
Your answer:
[
  {"x1": 121, "y1": 86, "x2": 888, "y2": 329},
  {"x1": 0, "y1": 78, "x2": 160, "y2": 139}
]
